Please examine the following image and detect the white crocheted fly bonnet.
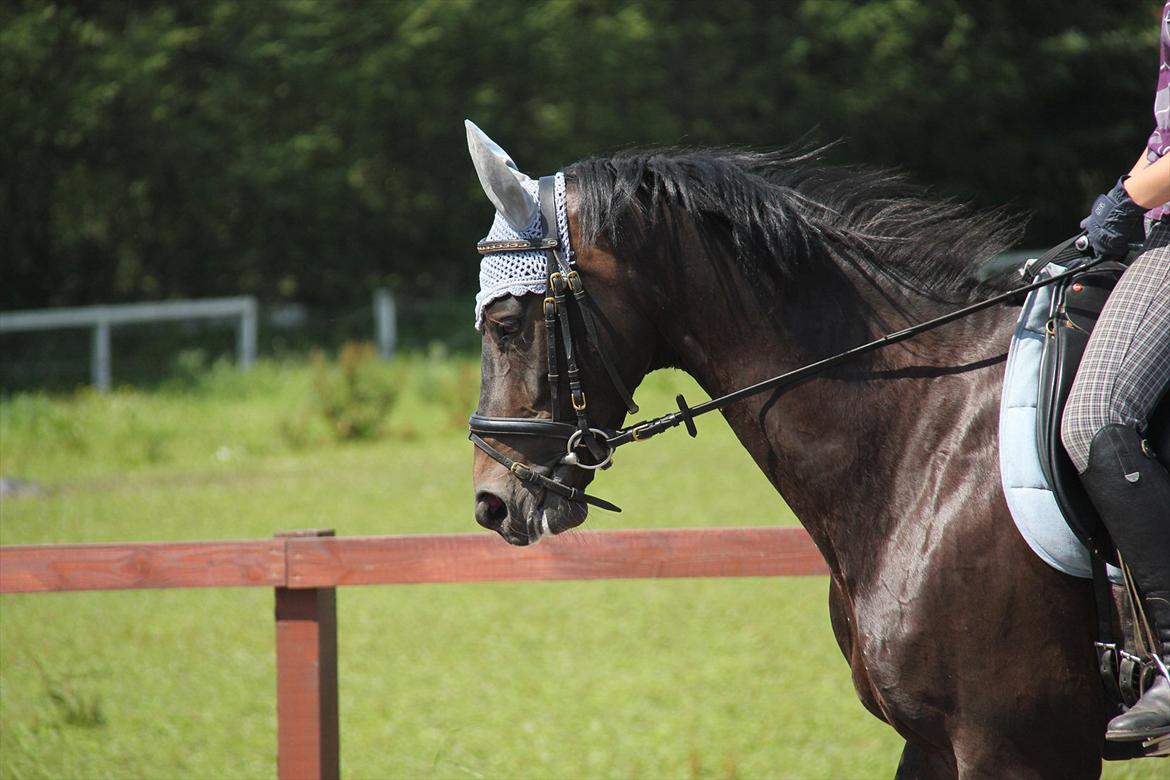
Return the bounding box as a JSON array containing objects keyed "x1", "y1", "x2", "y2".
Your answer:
[
  {"x1": 474, "y1": 172, "x2": 570, "y2": 329},
  {"x1": 470, "y1": 170, "x2": 570, "y2": 329},
  {"x1": 465, "y1": 119, "x2": 578, "y2": 329}
]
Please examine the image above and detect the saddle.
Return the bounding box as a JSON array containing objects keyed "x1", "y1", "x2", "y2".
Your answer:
[
  {"x1": 1034, "y1": 260, "x2": 1170, "y2": 760},
  {"x1": 1035, "y1": 261, "x2": 1170, "y2": 563}
]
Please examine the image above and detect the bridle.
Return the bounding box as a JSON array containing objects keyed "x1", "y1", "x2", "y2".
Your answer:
[
  {"x1": 470, "y1": 175, "x2": 638, "y2": 512},
  {"x1": 470, "y1": 175, "x2": 1100, "y2": 513}
]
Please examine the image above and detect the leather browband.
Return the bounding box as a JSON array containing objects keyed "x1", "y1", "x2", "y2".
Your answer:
[{"x1": 477, "y1": 238, "x2": 559, "y2": 254}]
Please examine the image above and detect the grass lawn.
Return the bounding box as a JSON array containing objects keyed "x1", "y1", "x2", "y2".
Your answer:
[{"x1": 0, "y1": 356, "x2": 1161, "y2": 779}]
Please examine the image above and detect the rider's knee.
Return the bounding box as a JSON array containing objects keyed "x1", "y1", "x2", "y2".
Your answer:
[{"x1": 1061, "y1": 387, "x2": 1110, "y2": 475}]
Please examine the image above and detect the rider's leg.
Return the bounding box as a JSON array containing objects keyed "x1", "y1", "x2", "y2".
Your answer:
[
  {"x1": 1083, "y1": 424, "x2": 1170, "y2": 740},
  {"x1": 1061, "y1": 221, "x2": 1170, "y2": 741}
]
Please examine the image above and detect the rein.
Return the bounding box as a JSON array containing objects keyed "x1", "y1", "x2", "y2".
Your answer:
[{"x1": 472, "y1": 185, "x2": 1101, "y2": 512}]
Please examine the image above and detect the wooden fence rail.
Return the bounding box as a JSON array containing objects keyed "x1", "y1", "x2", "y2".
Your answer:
[{"x1": 0, "y1": 526, "x2": 828, "y2": 780}]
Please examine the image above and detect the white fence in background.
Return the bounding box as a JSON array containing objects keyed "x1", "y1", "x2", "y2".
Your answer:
[
  {"x1": 1, "y1": 290, "x2": 401, "y2": 391},
  {"x1": 373, "y1": 288, "x2": 397, "y2": 359},
  {"x1": 0, "y1": 297, "x2": 258, "y2": 392}
]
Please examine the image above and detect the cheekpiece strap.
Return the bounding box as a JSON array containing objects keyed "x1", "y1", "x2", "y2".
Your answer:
[{"x1": 538, "y1": 176, "x2": 571, "y2": 274}]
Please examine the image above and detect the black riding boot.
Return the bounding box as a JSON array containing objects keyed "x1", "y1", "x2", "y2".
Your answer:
[{"x1": 1080, "y1": 424, "x2": 1170, "y2": 742}]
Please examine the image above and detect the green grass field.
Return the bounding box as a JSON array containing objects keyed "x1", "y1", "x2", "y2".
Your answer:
[{"x1": 0, "y1": 356, "x2": 1161, "y2": 779}]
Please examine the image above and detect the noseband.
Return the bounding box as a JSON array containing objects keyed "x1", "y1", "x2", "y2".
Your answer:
[{"x1": 472, "y1": 180, "x2": 1100, "y2": 514}]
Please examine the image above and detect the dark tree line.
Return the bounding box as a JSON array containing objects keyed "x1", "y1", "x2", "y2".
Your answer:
[{"x1": 1, "y1": 0, "x2": 1158, "y2": 312}]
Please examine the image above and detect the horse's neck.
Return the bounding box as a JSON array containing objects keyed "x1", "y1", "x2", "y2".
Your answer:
[{"x1": 652, "y1": 258, "x2": 1017, "y2": 582}]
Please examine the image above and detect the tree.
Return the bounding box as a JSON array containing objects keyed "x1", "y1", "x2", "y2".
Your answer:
[{"x1": 1, "y1": 0, "x2": 1156, "y2": 313}]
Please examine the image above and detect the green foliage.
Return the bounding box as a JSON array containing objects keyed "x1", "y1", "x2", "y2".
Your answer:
[
  {"x1": 0, "y1": 352, "x2": 472, "y2": 480},
  {"x1": 412, "y1": 342, "x2": 480, "y2": 431},
  {"x1": 163, "y1": 348, "x2": 212, "y2": 391},
  {"x1": 0, "y1": 388, "x2": 178, "y2": 470},
  {"x1": 311, "y1": 341, "x2": 401, "y2": 441},
  {"x1": 1, "y1": 393, "x2": 92, "y2": 456},
  {"x1": 1, "y1": 0, "x2": 1159, "y2": 316}
]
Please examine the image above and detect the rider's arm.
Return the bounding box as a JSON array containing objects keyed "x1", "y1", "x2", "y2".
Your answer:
[
  {"x1": 1082, "y1": 150, "x2": 1168, "y2": 257},
  {"x1": 1125, "y1": 151, "x2": 1170, "y2": 209}
]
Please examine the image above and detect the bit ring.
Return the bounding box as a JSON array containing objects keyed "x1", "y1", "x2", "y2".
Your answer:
[{"x1": 564, "y1": 428, "x2": 614, "y2": 471}]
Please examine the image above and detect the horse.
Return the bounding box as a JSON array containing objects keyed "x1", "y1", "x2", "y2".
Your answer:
[{"x1": 466, "y1": 123, "x2": 1109, "y2": 778}]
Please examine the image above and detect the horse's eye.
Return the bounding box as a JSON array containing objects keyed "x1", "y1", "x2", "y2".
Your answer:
[{"x1": 494, "y1": 318, "x2": 521, "y2": 342}]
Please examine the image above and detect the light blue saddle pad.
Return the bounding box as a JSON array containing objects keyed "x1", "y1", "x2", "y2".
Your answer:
[{"x1": 998, "y1": 265, "x2": 1121, "y2": 582}]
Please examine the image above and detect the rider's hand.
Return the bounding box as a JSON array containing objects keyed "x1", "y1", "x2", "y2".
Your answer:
[{"x1": 1080, "y1": 177, "x2": 1146, "y2": 259}]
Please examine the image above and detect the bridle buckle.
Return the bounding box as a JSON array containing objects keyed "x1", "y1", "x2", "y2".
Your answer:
[{"x1": 509, "y1": 462, "x2": 534, "y2": 481}]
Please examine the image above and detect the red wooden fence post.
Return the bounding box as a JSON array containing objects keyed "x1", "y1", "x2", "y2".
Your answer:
[{"x1": 275, "y1": 530, "x2": 339, "y2": 780}]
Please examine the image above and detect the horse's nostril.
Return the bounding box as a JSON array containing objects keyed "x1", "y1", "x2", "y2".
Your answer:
[{"x1": 475, "y1": 491, "x2": 508, "y2": 531}]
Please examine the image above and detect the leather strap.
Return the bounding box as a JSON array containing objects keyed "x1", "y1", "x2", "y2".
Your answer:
[
  {"x1": 571, "y1": 279, "x2": 640, "y2": 414},
  {"x1": 469, "y1": 414, "x2": 582, "y2": 439},
  {"x1": 469, "y1": 432, "x2": 621, "y2": 512},
  {"x1": 1092, "y1": 555, "x2": 1125, "y2": 708},
  {"x1": 1119, "y1": 651, "x2": 1141, "y2": 706},
  {"x1": 531, "y1": 175, "x2": 638, "y2": 414},
  {"x1": 1092, "y1": 555, "x2": 1115, "y2": 647},
  {"x1": 544, "y1": 294, "x2": 561, "y2": 419},
  {"x1": 540, "y1": 176, "x2": 607, "y2": 461}
]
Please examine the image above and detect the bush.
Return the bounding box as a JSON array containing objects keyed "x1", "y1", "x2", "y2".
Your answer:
[
  {"x1": 311, "y1": 342, "x2": 400, "y2": 441},
  {"x1": 409, "y1": 343, "x2": 479, "y2": 431}
]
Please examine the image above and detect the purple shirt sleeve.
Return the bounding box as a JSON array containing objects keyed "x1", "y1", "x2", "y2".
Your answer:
[{"x1": 1142, "y1": 3, "x2": 1170, "y2": 219}]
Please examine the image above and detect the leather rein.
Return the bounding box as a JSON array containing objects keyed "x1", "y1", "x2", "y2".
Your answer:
[{"x1": 470, "y1": 175, "x2": 1100, "y2": 513}]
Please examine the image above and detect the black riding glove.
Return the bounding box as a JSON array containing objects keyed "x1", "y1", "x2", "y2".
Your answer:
[{"x1": 1080, "y1": 177, "x2": 1146, "y2": 259}]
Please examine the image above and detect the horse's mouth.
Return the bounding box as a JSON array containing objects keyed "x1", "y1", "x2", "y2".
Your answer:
[
  {"x1": 509, "y1": 495, "x2": 588, "y2": 546},
  {"x1": 479, "y1": 461, "x2": 593, "y2": 546}
]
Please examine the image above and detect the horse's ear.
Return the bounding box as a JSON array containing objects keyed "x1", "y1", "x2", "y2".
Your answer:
[{"x1": 465, "y1": 119, "x2": 538, "y2": 231}]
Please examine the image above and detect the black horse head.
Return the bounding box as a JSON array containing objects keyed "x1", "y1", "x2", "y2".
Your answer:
[{"x1": 466, "y1": 121, "x2": 655, "y2": 545}]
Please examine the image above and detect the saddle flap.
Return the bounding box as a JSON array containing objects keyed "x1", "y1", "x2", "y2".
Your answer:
[{"x1": 1035, "y1": 262, "x2": 1129, "y2": 564}]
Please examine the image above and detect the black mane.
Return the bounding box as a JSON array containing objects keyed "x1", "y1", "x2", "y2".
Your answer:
[{"x1": 565, "y1": 148, "x2": 1022, "y2": 305}]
